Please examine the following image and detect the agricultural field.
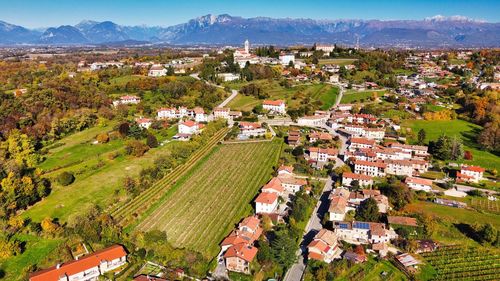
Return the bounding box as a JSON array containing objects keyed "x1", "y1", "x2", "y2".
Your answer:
[
  {"x1": 134, "y1": 140, "x2": 282, "y2": 257},
  {"x1": 22, "y1": 125, "x2": 178, "y2": 222},
  {"x1": 226, "y1": 80, "x2": 338, "y2": 111},
  {"x1": 420, "y1": 245, "x2": 500, "y2": 281},
  {"x1": 402, "y1": 119, "x2": 500, "y2": 170},
  {"x1": 404, "y1": 201, "x2": 500, "y2": 245},
  {"x1": 317, "y1": 58, "x2": 358, "y2": 66},
  {"x1": 333, "y1": 258, "x2": 407, "y2": 281},
  {"x1": 340, "y1": 89, "x2": 385, "y2": 104}
]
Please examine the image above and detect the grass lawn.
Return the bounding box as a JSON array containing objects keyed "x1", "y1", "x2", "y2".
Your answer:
[
  {"x1": 404, "y1": 201, "x2": 500, "y2": 245},
  {"x1": 334, "y1": 258, "x2": 407, "y2": 281},
  {"x1": 0, "y1": 234, "x2": 62, "y2": 281},
  {"x1": 109, "y1": 75, "x2": 144, "y2": 86},
  {"x1": 23, "y1": 135, "x2": 176, "y2": 223},
  {"x1": 227, "y1": 80, "x2": 339, "y2": 112},
  {"x1": 318, "y1": 58, "x2": 357, "y2": 66},
  {"x1": 340, "y1": 90, "x2": 385, "y2": 104},
  {"x1": 135, "y1": 140, "x2": 282, "y2": 257},
  {"x1": 402, "y1": 119, "x2": 500, "y2": 170}
]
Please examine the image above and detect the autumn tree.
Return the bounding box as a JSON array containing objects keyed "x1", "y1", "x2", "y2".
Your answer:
[
  {"x1": 355, "y1": 197, "x2": 380, "y2": 222},
  {"x1": 417, "y1": 129, "x2": 426, "y2": 145}
]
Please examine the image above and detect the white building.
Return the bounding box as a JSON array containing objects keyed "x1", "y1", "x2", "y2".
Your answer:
[
  {"x1": 136, "y1": 118, "x2": 153, "y2": 129},
  {"x1": 218, "y1": 73, "x2": 240, "y2": 82},
  {"x1": 457, "y1": 165, "x2": 485, "y2": 183},
  {"x1": 315, "y1": 43, "x2": 335, "y2": 53},
  {"x1": 342, "y1": 172, "x2": 374, "y2": 187},
  {"x1": 385, "y1": 160, "x2": 414, "y2": 177},
  {"x1": 279, "y1": 53, "x2": 295, "y2": 65},
  {"x1": 148, "y1": 65, "x2": 168, "y2": 77},
  {"x1": 354, "y1": 160, "x2": 387, "y2": 177},
  {"x1": 113, "y1": 95, "x2": 141, "y2": 107},
  {"x1": 405, "y1": 177, "x2": 433, "y2": 192},
  {"x1": 178, "y1": 120, "x2": 203, "y2": 135},
  {"x1": 297, "y1": 114, "x2": 329, "y2": 126},
  {"x1": 255, "y1": 192, "x2": 278, "y2": 214},
  {"x1": 262, "y1": 100, "x2": 286, "y2": 114},
  {"x1": 307, "y1": 229, "x2": 342, "y2": 263},
  {"x1": 213, "y1": 107, "x2": 231, "y2": 120}
]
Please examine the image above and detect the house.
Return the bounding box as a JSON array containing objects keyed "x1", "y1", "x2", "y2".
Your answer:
[
  {"x1": 354, "y1": 160, "x2": 386, "y2": 177},
  {"x1": 29, "y1": 245, "x2": 127, "y2": 281},
  {"x1": 278, "y1": 175, "x2": 307, "y2": 193},
  {"x1": 239, "y1": 122, "x2": 266, "y2": 137},
  {"x1": 329, "y1": 195, "x2": 349, "y2": 221},
  {"x1": 308, "y1": 132, "x2": 333, "y2": 143},
  {"x1": 262, "y1": 100, "x2": 286, "y2": 114},
  {"x1": 372, "y1": 242, "x2": 389, "y2": 257},
  {"x1": 113, "y1": 95, "x2": 141, "y2": 106},
  {"x1": 388, "y1": 143, "x2": 428, "y2": 157},
  {"x1": 224, "y1": 243, "x2": 258, "y2": 274},
  {"x1": 342, "y1": 172, "x2": 373, "y2": 187},
  {"x1": 136, "y1": 118, "x2": 153, "y2": 129},
  {"x1": 347, "y1": 189, "x2": 389, "y2": 213},
  {"x1": 297, "y1": 114, "x2": 328, "y2": 126},
  {"x1": 385, "y1": 160, "x2": 413, "y2": 177},
  {"x1": 279, "y1": 53, "x2": 295, "y2": 65},
  {"x1": 415, "y1": 240, "x2": 439, "y2": 254},
  {"x1": 218, "y1": 73, "x2": 240, "y2": 82},
  {"x1": 333, "y1": 221, "x2": 397, "y2": 244},
  {"x1": 329, "y1": 74, "x2": 340, "y2": 83},
  {"x1": 348, "y1": 137, "x2": 376, "y2": 151},
  {"x1": 315, "y1": 43, "x2": 335, "y2": 53},
  {"x1": 287, "y1": 130, "x2": 301, "y2": 146},
  {"x1": 405, "y1": 177, "x2": 433, "y2": 192},
  {"x1": 364, "y1": 128, "x2": 385, "y2": 140},
  {"x1": 193, "y1": 107, "x2": 208, "y2": 122},
  {"x1": 213, "y1": 107, "x2": 230, "y2": 120},
  {"x1": 221, "y1": 216, "x2": 262, "y2": 252},
  {"x1": 387, "y1": 216, "x2": 418, "y2": 228},
  {"x1": 337, "y1": 104, "x2": 353, "y2": 111},
  {"x1": 308, "y1": 147, "x2": 338, "y2": 162},
  {"x1": 148, "y1": 65, "x2": 167, "y2": 77},
  {"x1": 343, "y1": 251, "x2": 367, "y2": 264},
  {"x1": 255, "y1": 192, "x2": 278, "y2": 214},
  {"x1": 277, "y1": 165, "x2": 294, "y2": 176},
  {"x1": 307, "y1": 229, "x2": 342, "y2": 263},
  {"x1": 457, "y1": 165, "x2": 485, "y2": 183},
  {"x1": 261, "y1": 177, "x2": 284, "y2": 195},
  {"x1": 178, "y1": 120, "x2": 203, "y2": 135}
]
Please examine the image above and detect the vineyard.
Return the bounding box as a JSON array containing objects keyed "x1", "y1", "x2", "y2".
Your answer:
[
  {"x1": 420, "y1": 245, "x2": 500, "y2": 280},
  {"x1": 135, "y1": 140, "x2": 282, "y2": 257},
  {"x1": 109, "y1": 128, "x2": 230, "y2": 225},
  {"x1": 469, "y1": 197, "x2": 500, "y2": 214}
]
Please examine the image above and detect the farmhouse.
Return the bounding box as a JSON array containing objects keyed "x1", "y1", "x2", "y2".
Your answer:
[
  {"x1": 239, "y1": 122, "x2": 266, "y2": 137},
  {"x1": 307, "y1": 229, "x2": 342, "y2": 263},
  {"x1": 255, "y1": 192, "x2": 278, "y2": 214},
  {"x1": 262, "y1": 99, "x2": 286, "y2": 114},
  {"x1": 308, "y1": 147, "x2": 338, "y2": 162},
  {"x1": 136, "y1": 118, "x2": 153, "y2": 129},
  {"x1": 113, "y1": 95, "x2": 140, "y2": 107},
  {"x1": 457, "y1": 165, "x2": 485, "y2": 183},
  {"x1": 405, "y1": 177, "x2": 433, "y2": 191},
  {"x1": 223, "y1": 243, "x2": 258, "y2": 274},
  {"x1": 29, "y1": 245, "x2": 127, "y2": 281},
  {"x1": 178, "y1": 120, "x2": 203, "y2": 135},
  {"x1": 342, "y1": 172, "x2": 373, "y2": 187},
  {"x1": 148, "y1": 65, "x2": 167, "y2": 77}
]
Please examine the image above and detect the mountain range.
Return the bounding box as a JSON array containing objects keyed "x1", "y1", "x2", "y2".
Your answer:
[{"x1": 1, "y1": 14, "x2": 500, "y2": 48}]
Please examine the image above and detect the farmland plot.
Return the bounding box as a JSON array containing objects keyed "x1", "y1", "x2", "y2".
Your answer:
[{"x1": 135, "y1": 140, "x2": 282, "y2": 257}]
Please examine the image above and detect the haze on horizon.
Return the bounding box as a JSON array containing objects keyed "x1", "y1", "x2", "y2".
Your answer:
[{"x1": 1, "y1": 0, "x2": 499, "y2": 28}]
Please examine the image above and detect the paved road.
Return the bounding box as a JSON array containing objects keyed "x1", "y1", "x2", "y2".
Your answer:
[
  {"x1": 433, "y1": 179, "x2": 499, "y2": 195},
  {"x1": 284, "y1": 176, "x2": 333, "y2": 281},
  {"x1": 218, "y1": 89, "x2": 238, "y2": 107}
]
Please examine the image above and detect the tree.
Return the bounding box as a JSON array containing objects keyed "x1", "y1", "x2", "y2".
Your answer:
[
  {"x1": 57, "y1": 171, "x2": 75, "y2": 186},
  {"x1": 417, "y1": 129, "x2": 426, "y2": 145},
  {"x1": 146, "y1": 134, "x2": 158, "y2": 148},
  {"x1": 118, "y1": 122, "x2": 130, "y2": 137},
  {"x1": 41, "y1": 217, "x2": 60, "y2": 234},
  {"x1": 355, "y1": 197, "x2": 380, "y2": 222},
  {"x1": 464, "y1": 150, "x2": 473, "y2": 160},
  {"x1": 477, "y1": 223, "x2": 497, "y2": 244},
  {"x1": 350, "y1": 180, "x2": 360, "y2": 190},
  {"x1": 430, "y1": 134, "x2": 463, "y2": 161},
  {"x1": 478, "y1": 120, "x2": 500, "y2": 152},
  {"x1": 270, "y1": 229, "x2": 297, "y2": 268},
  {"x1": 292, "y1": 146, "x2": 304, "y2": 157},
  {"x1": 379, "y1": 181, "x2": 413, "y2": 210}
]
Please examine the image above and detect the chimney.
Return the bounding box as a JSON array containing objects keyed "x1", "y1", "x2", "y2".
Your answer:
[{"x1": 56, "y1": 263, "x2": 61, "y2": 269}]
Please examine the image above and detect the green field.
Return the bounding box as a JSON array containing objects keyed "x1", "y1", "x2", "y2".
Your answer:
[
  {"x1": 317, "y1": 58, "x2": 358, "y2": 66},
  {"x1": 405, "y1": 201, "x2": 500, "y2": 245},
  {"x1": 227, "y1": 81, "x2": 338, "y2": 111},
  {"x1": 23, "y1": 127, "x2": 177, "y2": 222},
  {"x1": 340, "y1": 90, "x2": 385, "y2": 104},
  {"x1": 0, "y1": 234, "x2": 62, "y2": 281},
  {"x1": 402, "y1": 119, "x2": 500, "y2": 170},
  {"x1": 135, "y1": 140, "x2": 282, "y2": 257}
]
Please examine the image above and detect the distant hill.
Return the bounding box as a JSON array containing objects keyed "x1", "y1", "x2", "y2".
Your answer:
[{"x1": 1, "y1": 14, "x2": 499, "y2": 47}]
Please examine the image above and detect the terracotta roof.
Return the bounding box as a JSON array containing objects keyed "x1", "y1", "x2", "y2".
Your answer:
[
  {"x1": 278, "y1": 175, "x2": 307, "y2": 186},
  {"x1": 315, "y1": 229, "x2": 338, "y2": 246},
  {"x1": 30, "y1": 245, "x2": 127, "y2": 281},
  {"x1": 350, "y1": 137, "x2": 375, "y2": 145},
  {"x1": 255, "y1": 192, "x2": 278, "y2": 204},
  {"x1": 278, "y1": 165, "x2": 294, "y2": 174},
  {"x1": 309, "y1": 147, "x2": 338, "y2": 155},
  {"x1": 120, "y1": 95, "x2": 140, "y2": 100},
  {"x1": 221, "y1": 233, "x2": 249, "y2": 247},
  {"x1": 308, "y1": 251, "x2": 324, "y2": 261},
  {"x1": 354, "y1": 160, "x2": 387, "y2": 168},
  {"x1": 405, "y1": 177, "x2": 433, "y2": 186},
  {"x1": 193, "y1": 107, "x2": 205, "y2": 114},
  {"x1": 223, "y1": 243, "x2": 258, "y2": 262},
  {"x1": 388, "y1": 216, "x2": 418, "y2": 227},
  {"x1": 342, "y1": 172, "x2": 373, "y2": 181},
  {"x1": 239, "y1": 122, "x2": 261, "y2": 129},
  {"x1": 149, "y1": 65, "x2": 165, "y2": 71},
  {"x1": 461, "y1": 165, "x2": 485, "y2": 173},
  {"x1": 329, "y1": 196, "x2": 347, "y2": 213},
  {"x1": 181, "y1": 120, "x2": 198, "y2": 127},
  {"x1": 262, "y1": 177, "x2": 285, "y2": 193},
  {"x1": 372, "y1": 242, "x2": 388, "y2": 251},
  {"x1": 263, "y1": 99, "x2": 285, "y2": 106},
  {"x1": 362, "y1": 189, "x2": 381, "y2": 197}
]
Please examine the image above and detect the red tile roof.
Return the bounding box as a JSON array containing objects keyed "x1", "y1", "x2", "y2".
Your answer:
[
  {"x1": 263, "y1": 100, "x2": 285, "y2": 106},
  {"x1": 181, "y1": 120, "x2": 198, "y2": 127},
  {"x1": 388, "y1": 216, "x2": 418, "y2": 227},
  {"x1": 405, "y1": 177, "x2": 433, "y2": 186},
  {"x1": 30, "y1": 245, "x2": 126, "y2": 281},
  {"x1": 350, "y1": 137, "x2": 376, "y2": 145},
  {"x1": 354, "y1": 160, "x2": 387, "y2": 168},
  {"x1": 342, "y1": 172, "x2": 373, "y2": 181},
  {"x1": 223, "y1": 243, "x2": 258, "y2": 262},
  {"x1": 461, "y1": 165, "x2": 485, "y2": 173},
  {"x1": 255, "y1": 192, "x2": 278, "y2": 204}
]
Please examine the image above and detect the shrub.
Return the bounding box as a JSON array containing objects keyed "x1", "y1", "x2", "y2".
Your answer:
[
  {"x1": 125, "y1": 140, "x2": 150, "y2": 157},
  {"x1": 57, "y1": 171, "x2": 75, "y2": 186},
  {"x1": 96, "y1": 133, "x2": 109, "y2": 143},
  {"x1": 146, "y1": 134, "x2": 159, "y2": 148}
]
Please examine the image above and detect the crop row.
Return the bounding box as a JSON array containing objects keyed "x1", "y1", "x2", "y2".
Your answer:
[{"x1": 109, "y1": 128, "x2": 229, "y2": 224}]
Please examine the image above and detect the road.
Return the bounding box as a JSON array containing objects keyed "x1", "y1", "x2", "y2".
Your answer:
[
  {"x1": 284, "y1": 176, "x2": 333, "y2": 281},
  {"x1": 218, "y1": 89, "x2": 238, "y2": 107},
  {"x1": 190, "y1": 73, "x2": 239, "y2": 108}
]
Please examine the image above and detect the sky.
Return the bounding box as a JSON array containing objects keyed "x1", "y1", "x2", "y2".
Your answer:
[{"x1": 1, "y1": 0, "x2": 499, "y2": 28}]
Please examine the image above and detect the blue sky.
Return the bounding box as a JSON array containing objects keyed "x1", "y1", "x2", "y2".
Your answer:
[{"x1": 1, "y1": 0, "x2": 499, "y2": 28}]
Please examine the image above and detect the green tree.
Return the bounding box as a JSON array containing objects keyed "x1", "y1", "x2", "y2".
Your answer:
[
  {"x1": 417, "y1": 129, "x2": 426, "y2": 145},
  {"x1": 146, "y1": 134, "x2": 158, "y2": 148},
  {"x1": 355, "y1": 197, "x2": 380, "y2": 222},
  {"x1": 57, "y1": 171, "x2": 75, "y2": 186},
  {"x1": 270, "y1": 229, "x2": 297, "y2": 268}
]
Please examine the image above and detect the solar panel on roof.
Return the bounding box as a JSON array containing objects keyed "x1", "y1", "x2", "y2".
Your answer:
[{"x1": 354, "y1": 222, "x2": 370, "y2": 229}]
